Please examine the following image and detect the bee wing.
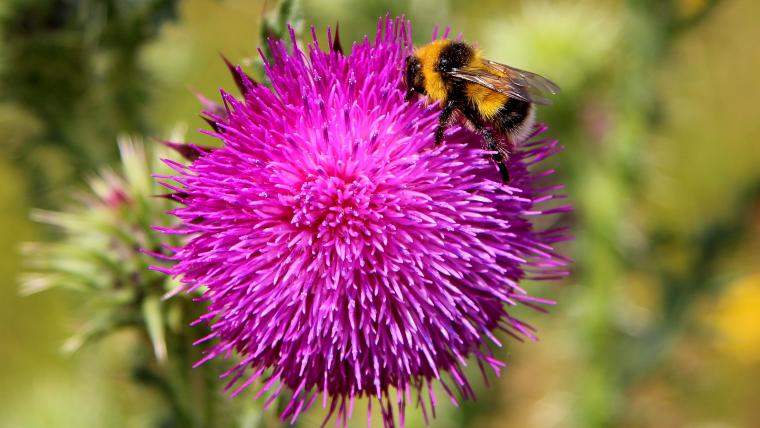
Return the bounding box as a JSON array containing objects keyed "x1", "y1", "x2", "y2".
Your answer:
[
  {"x1": 483, "y1": 60, "x2": 561, "y2": 97},
  {"x1": 448, "y1": 60, "x2": 560, "y2": 106}
]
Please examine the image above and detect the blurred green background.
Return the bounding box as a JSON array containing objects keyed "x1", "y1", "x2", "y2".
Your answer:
[{"x1": 2, "y1": 0, "x2": 760, "y2": 427}]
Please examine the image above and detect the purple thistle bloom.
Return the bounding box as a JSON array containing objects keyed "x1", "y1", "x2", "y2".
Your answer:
[{"x1": 155, "y1": 16, "x2": 570, "y2": 428}]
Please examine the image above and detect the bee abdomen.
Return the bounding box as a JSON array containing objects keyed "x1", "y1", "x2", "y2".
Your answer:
[{"x1": 495, "y1": 98, "x2": 535, "y2": 143}]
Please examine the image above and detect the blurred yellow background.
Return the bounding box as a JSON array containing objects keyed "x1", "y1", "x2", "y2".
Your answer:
[{"x1": 1, "y1": 0, "x2": 759, "y2": 427}]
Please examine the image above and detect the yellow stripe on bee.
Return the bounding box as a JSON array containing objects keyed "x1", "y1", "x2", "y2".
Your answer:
[
  {"x1": 465, "y1": 84, "x2": 508, "y2": 119},
  {"x1": 464, "y1": 53, "x2": 508, "y2": 119},
  {"x1": 416, "y1": 40, "x2": 449, "y2": 102}
]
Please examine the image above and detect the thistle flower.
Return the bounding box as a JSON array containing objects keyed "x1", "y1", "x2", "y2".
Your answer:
[
  {"x1": 22, "y1": 134, "x2": 252, "y2": 427},
  {"x1": 21, "y1": 136, "x2": 183, "y2": 360},
  {"x1": 156, "y1": 16, "x2": 570, "y2": 427}
]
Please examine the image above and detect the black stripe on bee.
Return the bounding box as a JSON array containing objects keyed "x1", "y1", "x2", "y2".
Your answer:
[
  {"x1": 436, "y1": 42, "x2": 473, "y2": 73},
  {"x1": 496, "y1": 97, "x2": 532, "y2": 132}
]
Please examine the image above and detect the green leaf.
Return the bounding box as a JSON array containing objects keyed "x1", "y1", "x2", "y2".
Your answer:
[{"x1": 142, "y1": 294, "x2": 167, "y2": 363}]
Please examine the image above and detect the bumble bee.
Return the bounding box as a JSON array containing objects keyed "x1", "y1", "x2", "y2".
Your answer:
[{"x1": 404, "y1": 39, "x2": 560, "y2": 183}]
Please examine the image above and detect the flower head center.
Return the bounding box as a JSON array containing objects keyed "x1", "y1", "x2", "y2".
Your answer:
[{"x1": 290, "y1": 174, "x2": 380, "y2": 238}]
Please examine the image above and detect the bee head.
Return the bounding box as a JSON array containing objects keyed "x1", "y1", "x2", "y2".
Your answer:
[{"x1": 404, "y1": 55, "x2": 424, "y2": 101}]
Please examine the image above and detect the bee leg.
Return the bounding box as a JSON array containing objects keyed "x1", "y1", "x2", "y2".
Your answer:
[
  {"x1": 478, "y1": 126, "x2": 510, "y2": 183},
  {"x1": 434, "y1": 100, "x2": 458, "y2": 145}
]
